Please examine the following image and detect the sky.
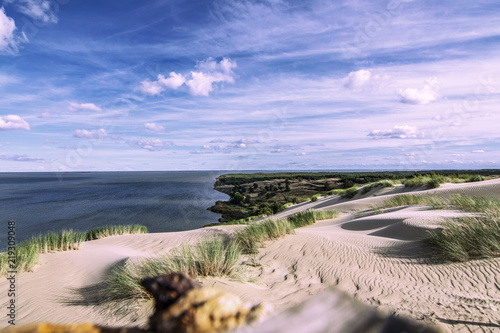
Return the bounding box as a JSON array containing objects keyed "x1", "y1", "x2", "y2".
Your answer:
[{"x1": 0, "y1": 0, "x2": 500, "y2": 172}]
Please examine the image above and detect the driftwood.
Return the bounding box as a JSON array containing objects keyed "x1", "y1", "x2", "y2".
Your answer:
[{"x1": 235, "y1": 287, "x2": 442, "y2": 333}]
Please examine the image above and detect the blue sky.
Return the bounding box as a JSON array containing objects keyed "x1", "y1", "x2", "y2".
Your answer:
[{"x1": 1, "y1": 0, "x2": 500, "y2": 172}]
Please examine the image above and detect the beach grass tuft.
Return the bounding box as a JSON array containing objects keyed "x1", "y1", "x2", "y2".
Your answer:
[
  {"x1": 236, "y1": 210, "x2": 339, "y2": 254},
  {"x1": 0, "y1": 225, "x2": 148, "y2": 276},
  {"x1": 103, "y1": 237, "x2": 241, "y2": 312},
  {"x1": 375, "y1": 193, "x2": 500, "y2": 261},
  {"x1": 85, "y1": 224, "x2": 147, "y2": 240},
  {"x1": 235, "y1": 218, "x2": 294, "y2": 254},
  {"x1": 425, "y1": 215, "x2": 500, "y2": 262},
  {"x1": 379, "y1": 194, "x2": 447, "y2": 210},
  {"x1": 449, "y1": 194, "x2": 500, "y2": 213}
]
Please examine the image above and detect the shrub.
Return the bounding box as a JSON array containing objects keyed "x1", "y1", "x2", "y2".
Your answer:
[
  {"x1": 426, "y1": 178, "x2": 442, "y2": 189},
  {"x1": 468, "y1": 175, "x2": 485, "y2": 182},
  {"x1": 341, "y1": 187, "x2": 358, "y2": 199},
  {"x1": 375, "y1": 180, "x2": 394, "y2": 188},
  {"x1": 361, "y1": 185, "x2": 372, "y2": 195}
]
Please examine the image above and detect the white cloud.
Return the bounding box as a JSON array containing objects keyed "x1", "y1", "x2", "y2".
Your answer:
[
  {"x1": 343, "y1": 69, "x2": 374, "y2": 90},
  {"x1": 0, "y1": 153, "x2": 43, "y2": 162},
  {"x1": 158, "y1": 72, "x2": 185, "y2": 89},
  {"x1": 0, "y1": 114, "x2": 30, "y2": 130},
  {"x1": 68, "y1": 102, "x2": 102, "y2": 112},
  {"x1": 14, "y1": 0, "x2": 58, "y2": 24},
  {"x1": 0, "y1": 7, "x2": 17, "y2": 53},
  {"x1": 140, "y1": 72, "x2": 185, "y2": 96},
  {"x1": 130, "y1": 138, "x2": 169, "y2": 151},
  {"x1": 368, "y1": 125, "x2": 423, "y2": 139},
  {"x1": 472, "y1": 150, "x2": 485, "y2": 153},
  {"x1": 140, "y1": 58, "x2": 236, "y2": 97},
  {"x1": 74, "y1": 129, "x2": 109, "y2": 139},
  {"x1": 399, "y1": 78, "x2": 439, "y2": 105},
  {"x1": 186, "y1": 58, "x2": 236, "y2": 96},
  {"x1": 144, "y1": 122, "x2": 165, "y2": 133},
  {"x1": 140, "y1": 80, "x2": 163, "y2": 96},
  {"x1": 0, "y1": 73, "x2": 18, "y2": 86}
]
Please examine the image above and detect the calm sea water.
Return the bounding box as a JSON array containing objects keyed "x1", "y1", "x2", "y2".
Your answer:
[{"x1": 0, "y1": 171, "x2": 228, "y2": 243}]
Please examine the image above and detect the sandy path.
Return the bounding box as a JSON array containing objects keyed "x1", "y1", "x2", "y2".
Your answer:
[{"x1": 1, "y1": 179, "x2": 500, "y2": 332}]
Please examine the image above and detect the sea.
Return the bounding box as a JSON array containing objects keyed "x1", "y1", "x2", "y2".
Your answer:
[{"x1": 0, "y1": 171, "x2": 229, "y2": 244}]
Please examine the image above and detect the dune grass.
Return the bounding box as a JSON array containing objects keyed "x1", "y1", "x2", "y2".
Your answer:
[
  {"x1": 378, "y1": 194, "x2": 447, "y2": 210},
  {"x1": 376, "y1": 193, "x2": 500, "y2": 261},
  {"x1": 0, "y1": 230, "x2": 86, "y2": 276},
  {"x1": 85, "y1": 224, "x2": 147, "y2": 240},
  {"x1": 235, "y1": 218, "x2": 294, "y2": 254},
  {"x1": 425, "y1": 215, "x2": 500, "y2": 262},
  {"x1": 449, "y1": 194, "x2": 500, "y2": 213},
  {"x1": 402, "y1": 175, "x2": 453, "y2": 189},
  {"x1": 103, "y1": 237, "x2": 242, "y2": 313},
  {"x1": 0, "y1": 225, "x2": 148, "y2": 276},
  {"x1": 104, "y1": 209, "x2": 340, "y2": 311},
  {"x1": 311, "y1": 194, "x2": 321, "y2": 202},
  {"x1": 236, "y1": 210, "x2": 340, "y2": 254}
]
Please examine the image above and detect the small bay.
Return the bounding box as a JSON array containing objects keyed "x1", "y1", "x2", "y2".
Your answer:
[{"x1": 0, "y1": 171, "x2": 228, "y2": 242}]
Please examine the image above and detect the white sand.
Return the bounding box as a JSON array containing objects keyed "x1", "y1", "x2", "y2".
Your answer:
[{"x1": 1, "y1": 179, "x2": 500, "y2": 332}]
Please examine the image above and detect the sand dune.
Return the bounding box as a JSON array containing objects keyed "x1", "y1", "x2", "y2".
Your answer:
[{"x1": 1, "y1": 179, "x2": 500, "y2": 332}]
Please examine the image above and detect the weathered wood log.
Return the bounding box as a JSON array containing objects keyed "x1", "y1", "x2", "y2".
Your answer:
[{"x1": 234, "y1": 287, "x2": 442, "y2": 333}]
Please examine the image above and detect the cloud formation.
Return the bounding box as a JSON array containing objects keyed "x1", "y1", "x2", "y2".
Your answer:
[
  {"x1": 186, "y1": 58, "x2": 236, "y2": 96},
  {"x1": 368, "y1": 125, "x2": 423, "y2": 139},
  {"x1": 140, "y1": 58, "x2": 236, "y2": 97},
  {"x1": 130, "y1": 138, "x2": 170, "y2": 151},
  {"x1": 399, "y1": 78, "x2": 439, "y2": 105},
  {"x1": 74, "y1": 129, "x2": 109, "y2": 139},
  {"x1": 0, "y1": 114, "x2": 30, "y2": 130},
  {"x1": 69, "y1": 102, "x2": 102, "y2": 112},
  {"x1": 0, "y1": 7, "x2": 17, "y2": 53},
  {"x1": 12, "y1": 0, "x2": 58, "y2": 24},
  {"x1": 343, "y1": 69, "x2": 375, "y2": 91},
  {"x1": 144, "y1": 122, "x2": 165, "y2": 133},
  {"x1": 140, "y1": 72, "x2": 186, "y2": 96},
  {"x1": 0, "y1": 153, "x2": 43, "y2": 162}
]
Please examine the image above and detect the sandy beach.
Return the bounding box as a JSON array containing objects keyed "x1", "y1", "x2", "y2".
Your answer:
[{"x1": 1, "y1": 179, "x2": 500, "y2": 332}]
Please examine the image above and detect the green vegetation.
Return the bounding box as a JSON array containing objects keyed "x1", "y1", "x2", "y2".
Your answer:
[
  {"x1": 425, "y1": 215, "x2": 500, "y2": 262},
  {"x1": 468, "y1": 174, "x2": 485, "y2": 182},
  {"x1": 341, "y1": 187, "x2": 359, "y2": 199},
  {"x1": 105, "y1": 209, "x2": 340, "y2": 311},
  {"x1": 401, "y1": 175, "x2": 453, "y2": 189},
  {"x1": 104, "y1": 237, "x2": 242, "y2": 314},
  {"x1": 378, "y1": 194, "x2": 447, "y2": 210},
  {"x1": 377, "y1": 193, "x2": 500, "y2": 262},
  {"x1": 449, "y1": 194, "x2": 500, "y2": 213},
  {"x1": 236, "y1": 210, "x2": 339, "y2": 254},
  {"x1": 86, "y1": 225, "x2": 148, "y2": 240},
  {"x1": 0, "y1": 225, "x2": 147, "y2": 276},
  {"x1": 0, "y1": 229, "x2": 87, "y2": 276},
  {"x1": 211, "y1": 170, "x2": 498, "y2": 224},
  {"x1": 235, "y1": 218, "x2": 294, "y2": 254}
]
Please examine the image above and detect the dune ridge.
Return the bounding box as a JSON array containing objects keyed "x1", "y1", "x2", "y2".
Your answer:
[{"x1": 1, "y1": 179, "x2": 500, "y2": 332}]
